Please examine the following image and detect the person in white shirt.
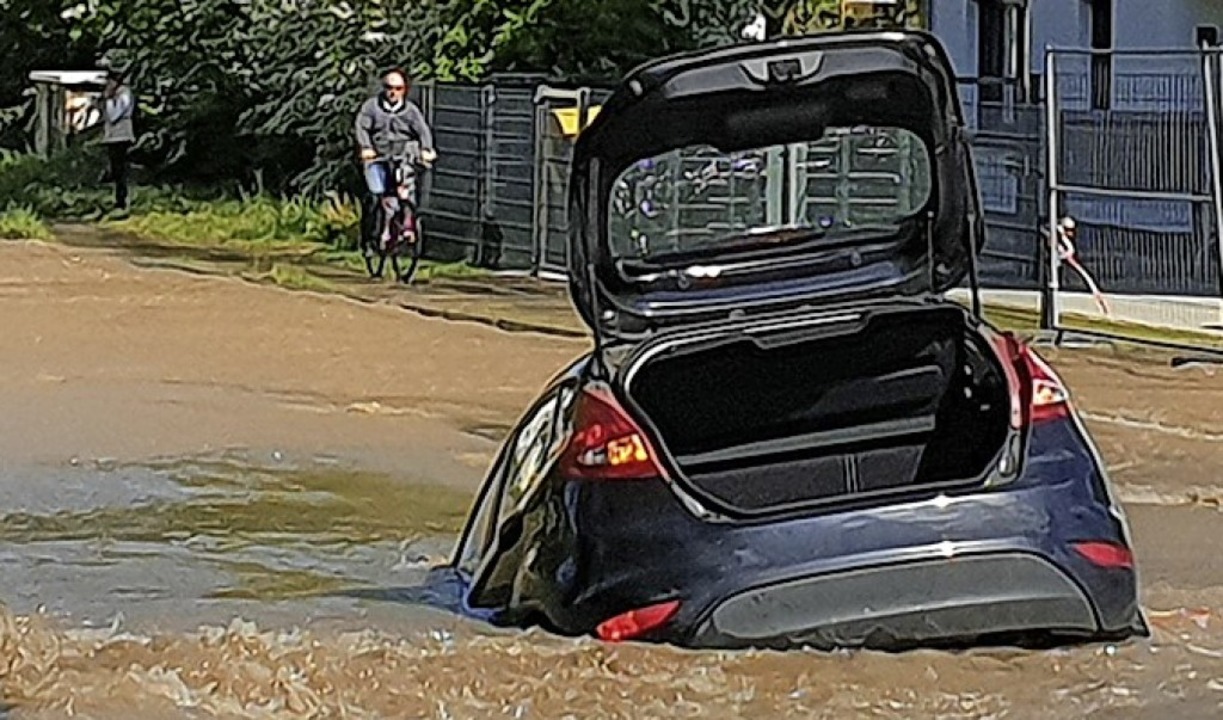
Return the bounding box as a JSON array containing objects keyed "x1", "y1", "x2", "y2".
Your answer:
[
  {"x1": 101, "y1": 67, "x2": 136, "y2": 214},
  {"x1": 1046, "y1": 215, "x2": 1111, "y2": 316}
]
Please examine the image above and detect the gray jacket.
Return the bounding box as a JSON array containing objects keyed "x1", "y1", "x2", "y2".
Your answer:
[
  {"x1": 102, "y1": 86, "x2": 135, "y2": 144},
  {"x1": 355, "y1": 95, "x2": 433, "y2": 159}
]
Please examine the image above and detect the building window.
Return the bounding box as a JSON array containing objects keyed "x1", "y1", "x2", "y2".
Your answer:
[
  {"x1": 1089, "y1": 0, "x2": 1113, "y2": 110},
  {"x1": 978, "y1": 0, "x2": 1007, "y2": 103},
  {"x1": 976, "y1": 0, "x2": 1032, "y2": 104}
]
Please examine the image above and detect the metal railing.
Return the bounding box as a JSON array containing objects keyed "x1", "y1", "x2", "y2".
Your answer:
[
  {"x1": 415, "y1": 76, "x2": 1050, "y2": 286},
  {"x1": 1043, "y1": 47, "x2": 1223, "y2": 350},
  {"x1": 958, "y1": 77, "x2": 1045, "y2": 291},
  {"x1": 407, "y1": 60, "x2": 1223, "y2": 352}
]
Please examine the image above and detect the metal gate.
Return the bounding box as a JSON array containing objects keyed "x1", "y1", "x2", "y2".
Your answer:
[
  {"x1": 423, "y1": 83, "x2": 488, "y2": 263},
  {"x1": 1045, "y1": 47, "x2": 1223, "y2": 348},
  {"x1": 532, "y1": 87, "x2": 600, "y2": 277},
  {"x1": 482, "y1": 81, "x2": 539, "y2": 270},
  {"x1": 958, "y1": 80, "x2": 1046, "y2": 291},
  {"x1": 419, "y1": 79, "x2": 549, "y2": 269}
]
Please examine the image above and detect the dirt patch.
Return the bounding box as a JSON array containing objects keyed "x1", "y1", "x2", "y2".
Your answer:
[
  {"x1": 0, "y1": 240, "x2": 586, "y2": 478},
  {"x1": 1050, "y1": 348, "x2": 1223, "y2": 432}
]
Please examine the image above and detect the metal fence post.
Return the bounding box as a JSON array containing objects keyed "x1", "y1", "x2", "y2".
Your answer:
[
  {"x1": 480, "y1": 84, "x2": 496, "y2": 223},
  {"x1": 418, "y1": 81, "x2": 435, "y2": 127},
  {"x1": 417, "y1": 82, "x2": 435, "y2": 216},
  {"x1": 531, "y1": 92, "x2": 549, "y2": 278},
  {"x1": 479, "y1": 84, "x2": 497, "y2": 268},
  {"x1": 1203, "y1": 46, "x2": 1223, "y2": 301},
  {"x1": 1042, "y1": 48, "x2": 1060, "y2": 333},
  {"x1": 574, "y1": 86, "x2": 589, "y2": 132}
]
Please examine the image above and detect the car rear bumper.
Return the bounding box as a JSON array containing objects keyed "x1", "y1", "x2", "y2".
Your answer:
[
  {"x1": 531, "y1": 458, "x2": 1143, "y2": 649},
  {"x1": 688, "y1": 552, "x2": 1099, "y2": 650}
]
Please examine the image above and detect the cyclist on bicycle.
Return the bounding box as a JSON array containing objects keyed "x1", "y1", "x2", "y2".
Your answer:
[{"x1": 355, "y1": 67, "x2": 436, "y2": 248}]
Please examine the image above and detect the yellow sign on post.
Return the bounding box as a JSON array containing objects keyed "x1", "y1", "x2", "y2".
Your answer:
[{"x1": 550, "y1": 105, "x2": 603, "y2": 138}]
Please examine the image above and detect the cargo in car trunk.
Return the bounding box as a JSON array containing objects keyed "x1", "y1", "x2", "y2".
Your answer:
[{"x1": 623, "y1": 304, "x2": 1012, "y2": 514}]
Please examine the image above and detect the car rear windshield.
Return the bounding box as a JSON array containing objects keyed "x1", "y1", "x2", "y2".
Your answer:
[{"x1": 608, "y1": 125, "x2": 933, "y2": 263}]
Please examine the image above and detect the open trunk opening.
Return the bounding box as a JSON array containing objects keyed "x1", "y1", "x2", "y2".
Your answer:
[{"x1": 623, "y1": 305, "x2": 1012, "y2": 514}]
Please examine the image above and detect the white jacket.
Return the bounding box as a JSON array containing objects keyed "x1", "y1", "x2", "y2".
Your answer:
[{"x1": 103, "y1": 86, "x2": 135, "y2": 144}]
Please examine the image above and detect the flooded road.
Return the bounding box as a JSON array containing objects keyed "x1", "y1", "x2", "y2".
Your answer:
[
  {"x1": 2, "y1": 543, "x2": 1223, "y2": 719},
  {"x1": 3, "y1": 239, "x2": 1223, "y2": 718},
  {"x1": 2, "y1": 466, "x2": 1223, "y2": 720},
  {"x1": 0, "y1": 457, "x2": 470, "y2": 634}
]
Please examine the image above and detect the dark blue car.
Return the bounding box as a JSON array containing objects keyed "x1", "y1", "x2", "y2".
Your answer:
[{"x1": 437, "y1": 30, "x2": 1148, "y2": 650}]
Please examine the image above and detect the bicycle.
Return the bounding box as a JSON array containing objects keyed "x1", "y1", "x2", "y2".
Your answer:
[{"x1": 360, "y1": 149, "x2": 430, "y2": 284}]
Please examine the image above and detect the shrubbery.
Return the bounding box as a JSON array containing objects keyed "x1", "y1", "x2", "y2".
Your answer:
[
  {"x1": 0, "y1": 146, "x2": 361, "y2": 252},
  {"x1": 115, "y1": 195, "x2": 362, "y2": 252},
  {"x1": 0, "y1": 205, "x2": 51, "y2": 240},
  {"x1": 2, "y1": 1, "x2": 760, "y2": 196}
]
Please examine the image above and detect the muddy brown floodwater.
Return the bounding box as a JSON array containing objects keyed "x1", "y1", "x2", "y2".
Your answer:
[{"x1": 2, "y1": 239, "x2": 1223, "y2": 718}]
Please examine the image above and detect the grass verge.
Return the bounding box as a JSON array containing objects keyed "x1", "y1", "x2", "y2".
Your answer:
[
  {"x1": 106, "y1": 198, "x2": 488, "y2": 285},
  {"x1": 0, "y1": 206, "x2": 53, "y2": 240},
  {"x1": 979, "y1": 302, "x2": 1223, "y2": 355},
  {"x1": 240, "y1": 264, "x2": 339, "y2": 294},
  {"x1": 2, "y1": 148, "x2": 487, "y2": 285},
  {"x1": 1055, "y1": 312, "x2": 1223, "y2": 351},
  {"x1": 107, "y1": 195, "x2": 358, "y2": 255}
]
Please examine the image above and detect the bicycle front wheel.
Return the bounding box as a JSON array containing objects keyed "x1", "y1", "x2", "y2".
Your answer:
[
  {"x1": 365, "y1": 250, "x2": 387, "y2": 279},
  {"x1": 395, "y1": 215, "x2": 423, "y2": 285},
  {"x1": 361, "y1": 197, "x2": 388, "y2": 280}
]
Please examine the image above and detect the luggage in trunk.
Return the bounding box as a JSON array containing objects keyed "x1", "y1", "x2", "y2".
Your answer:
[{"x1": 623, "y1": 305, "x2": 1012, "y2": 514}]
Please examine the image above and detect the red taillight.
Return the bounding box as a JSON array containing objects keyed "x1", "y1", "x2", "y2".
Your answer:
[
  {"x1": 1073, "y1": 541, "x2": 1135, "y2": 569},
  {"x1": 596, "y1": 600, "x2": 682, "y2": 642},
  {"x1": 1020, "y1": 346, "x2": 1072, "y2": 424},
  {"x1": 989, "y1": 332, "x2": 1071, "y2": 428},
  {"x1": 558, "y1": 385, "x2": 667, "y2": 480},
  {"x1": 989, "y1": 332, "x2": 1026, "y2": 430}
]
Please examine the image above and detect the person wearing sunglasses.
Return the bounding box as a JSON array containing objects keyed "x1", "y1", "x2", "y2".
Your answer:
[{"x1": 355, "y1": 67, "x2": 437, "y2": 247}]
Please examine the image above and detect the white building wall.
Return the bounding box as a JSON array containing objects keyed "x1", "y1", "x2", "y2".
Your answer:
[
  {"x1": 1113, "y1": 0, "x2": 1223, "y2": 49},
  {"x1": 929, "y1": 0, "x2": 976, "y2": 76},
  {"x1": 927, "y1": 1, "x2": 1223, "y2": 267},
  {"x1": 1030, "y1": 0, "x2": 1090, "y2": 64},
  {"x1": 931, "y1": 0, "x2": 1223, "y2": 80}
]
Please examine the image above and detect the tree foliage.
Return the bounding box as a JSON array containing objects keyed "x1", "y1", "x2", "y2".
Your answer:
[
  {"x1": 438, "y1": 0, "x2": 758, "y2": 83},
  {"x1": 0, "y1": 0, "x2": 98, "y2": 148},
  {"x1": 5, "y1": 0, "x2": 880, "y2": 194},
  {"x1": 759, "y1": 0, "x2": 927, "y2": 36},
  {"x1": 63, "y1": 1, "x2": 442, "y2": 193}
]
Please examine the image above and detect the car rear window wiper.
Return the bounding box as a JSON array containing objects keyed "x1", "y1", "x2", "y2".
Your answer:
[
  {"x1": 619, "y1": 222, "x2": 909, "y2": 274},
  {"x1": 620, "y1": 227, "x2": 830, "y2": 271}
]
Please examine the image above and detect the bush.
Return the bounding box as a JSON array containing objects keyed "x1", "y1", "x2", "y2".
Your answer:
[
  {"x1": 0, "y1": 146, "x2": 103, "y2": 204},
  {"x1": 111, "y1": 193, "x2": 362, "y2": 252},
  {"x1": 0, "y1": 145, "x2": 126, "y2": 218},
  {"x1": 0, "y1": 206, "x2": 52, "y2": 240},
  {"x1": 0, "y1": 145, "x2": 249, "y2": 219}
]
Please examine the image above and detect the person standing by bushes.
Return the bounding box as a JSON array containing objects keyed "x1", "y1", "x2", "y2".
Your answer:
[{"x1": 100, "y1": 66, "x2": 136, "y2": 215}]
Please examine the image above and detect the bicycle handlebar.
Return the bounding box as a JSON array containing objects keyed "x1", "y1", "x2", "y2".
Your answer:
[{"x1": 367, "y1": 152, "x2": 434, "y2": 169}]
